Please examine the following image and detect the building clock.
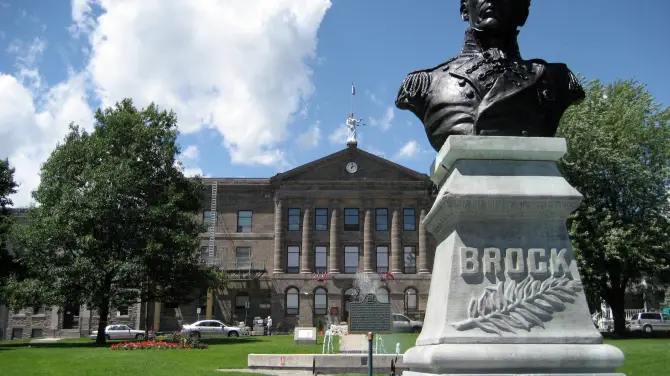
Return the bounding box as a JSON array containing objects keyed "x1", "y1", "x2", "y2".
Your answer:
[{"x1": 345, "y1": 162, "x2": 358, "y2": 174}]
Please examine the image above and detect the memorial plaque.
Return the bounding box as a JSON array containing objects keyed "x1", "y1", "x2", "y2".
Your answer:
[{"x1": 348, "y1": 293, "x2": 391, "y2": 334}]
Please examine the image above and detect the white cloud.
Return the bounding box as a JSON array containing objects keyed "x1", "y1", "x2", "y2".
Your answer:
[
  {"x1": 368, "y1": 106, "x2": 394, "y2": 132},
  {"x1": 328, "y1": 123, "x2": 349, "y2": 145},
  {"x1": 2, "y1": 0, "x2": 333, "y2": 206},
  {"x1": 395, "y1": 140, "x2": 421, "y2": 159},
  {"x1": 181, "y1": 145, "x2": 200, "y2": 161},
  {"x1": 80, "y1": 0, "x2": 331, "y2": 167},
  {"x1": 6, "y1": 37, "x2": 47, "y2": 91},
  {"x1": 365, "y1": 89, "x2": 383, "y2": 106},
  {"x1": 0, "y1": 71, "x2": 94, "y2": 207},
  {"x1": 297, "y1": 122, "x2": 320, "y2": 150}
]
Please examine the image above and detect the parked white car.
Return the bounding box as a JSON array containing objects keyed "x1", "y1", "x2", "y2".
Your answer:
[
  {"x1": 391, "y1": 313, "x2": 423, "y2": 333},
  {"x1": 180, "y1": 320, "x2": 242, "y2": 338},
  {"x1": 626, "y1": 312, "x2": 670, "y2": 333},
  {"x1": 89, "y1": 325, "x2": 153, "y2": 340}
]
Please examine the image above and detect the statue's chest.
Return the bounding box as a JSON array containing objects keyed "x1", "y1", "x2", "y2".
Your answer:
[{"x1": 451, "y1": 50, "x2": 538, "y2": 99}]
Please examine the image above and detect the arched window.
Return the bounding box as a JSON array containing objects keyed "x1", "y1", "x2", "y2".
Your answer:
[
  {"x1": 404, "y1": 288, "x2": 418, "y2": 313},
  {"x1": 286, "y1": 287, "x2": 299, "y2": 315},
  {"x1": 376, "y1": 287, "x2": 390, "y2": 304},
  {"x1": 314, "y1": 288, "x2": 328, "y2": 315}
]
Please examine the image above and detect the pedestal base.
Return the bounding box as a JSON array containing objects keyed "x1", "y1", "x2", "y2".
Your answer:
[
  {"x1": 402, "y1": 343, "x2": 624, "y2": 375},
  {"x1": 404, "y1": 136, "x2": 625, "y2": 376}
]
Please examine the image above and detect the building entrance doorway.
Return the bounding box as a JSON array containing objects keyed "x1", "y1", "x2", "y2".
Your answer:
[{"x1": 62, "y1": 304, "x2": 80, "y2": 329}]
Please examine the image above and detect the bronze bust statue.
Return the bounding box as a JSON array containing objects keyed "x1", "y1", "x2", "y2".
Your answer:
[{"x1": 395, "y1": 0, "x2": 585, "y2": 152}]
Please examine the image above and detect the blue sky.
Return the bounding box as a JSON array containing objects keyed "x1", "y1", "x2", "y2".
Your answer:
[{"x1": 1, "y1": 0, "x2": 669, "y2": 206}]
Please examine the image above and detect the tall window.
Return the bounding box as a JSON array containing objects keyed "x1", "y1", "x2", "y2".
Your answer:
[
  {"x1": 403, "y1": 208, "x2": 416, "y2": 231},
  {"x1": 403, "y1": 246, "x2": 417, "y2": 274},
  {"x1": 237, "y1": 210, "x2": 253, "y2": 232},
  {"x1": 315, "y1": 208, "x2": 329, "y2": 231},
  {"x1": 236, "y1": 247, "x2": 252, "y2": 269},
  {"x1": 204, "y1": 210, "x2": 217, "y2": 226},
  {"x1": 375, "y1": 208, "x2": 389, "y2": 231},
  {"x1": 376, "y1": 246, "x2": 389, "y2": 273},
  {"x1": 344, "y1": 246, "x2": 359, "y2": 274},
  {"x1": 315, "y1": 246, "x2": 328, "y2": 273},
  {"x1": 286, "y1": 288, "x2": 299, "y2": 315},
  {"x1": 405, "y1": 288, "x2": 418, "y2": 313},
  {"x1": 344, "y1": 208, "x2": 360, "y2": 231},
  {"x1": 288, "y1": 208, "x2": 301, "y2": 231},
  {"x1": 287, "y1": 246, "x2": 300, "y2": 273},
  {"x1": 235, "y1": 293, "x2": 249, "y2": 312},
  {"x1": 314, "y1": 288, "x2": 328, "y2": 315}
]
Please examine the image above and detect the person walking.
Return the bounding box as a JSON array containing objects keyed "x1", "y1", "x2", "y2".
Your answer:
[{"x1": 266, "y1": 316, "x2": 273, "y2": 336}]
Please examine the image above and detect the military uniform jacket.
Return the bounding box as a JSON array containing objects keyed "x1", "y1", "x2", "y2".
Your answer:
[{"x1": 395, "y1": 29, "x2": 585, "y2": 152}]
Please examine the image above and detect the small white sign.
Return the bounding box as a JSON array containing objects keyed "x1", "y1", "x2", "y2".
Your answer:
[
  {"x1": 298, "y1": 329, "x2": 312, "y2": 339},
  {"x1": 197, "y1": 308, "x2": 201, "y2": 314}
]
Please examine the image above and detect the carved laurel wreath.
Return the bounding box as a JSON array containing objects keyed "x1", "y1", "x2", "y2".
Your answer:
[{"x1": 452, "y1": 275, "x2": 582, "y2": 335}]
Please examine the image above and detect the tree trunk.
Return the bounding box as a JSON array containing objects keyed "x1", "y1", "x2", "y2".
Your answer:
[
  {"x1": 95, "y1": 297, "x2": 111, "y2": 346},
  {"x1": 606, "y1": 284, "x2": 628, "y2": 336},
  {"x1": 144, "y1": 298, "x2": 150, "y2": 339}
]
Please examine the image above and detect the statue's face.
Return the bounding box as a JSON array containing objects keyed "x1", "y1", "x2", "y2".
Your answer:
[{"x1": 462, "y1": 0, "x2": 526, "y2": 31}]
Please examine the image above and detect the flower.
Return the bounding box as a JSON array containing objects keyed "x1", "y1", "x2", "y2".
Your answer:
[{"x1": 110, "y1": 340, "x2": 185, "y2": 350}]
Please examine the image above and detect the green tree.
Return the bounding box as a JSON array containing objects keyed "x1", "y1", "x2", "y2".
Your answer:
[
  {"x1": 7, "y1": 99, "x2": 225, "y2": 345},
  {"x1": 0, "y1": 159, "x2": 20, "y2": 303},
  {"x1": 557, "y1": 78, "x2": 670, "y2": 334}
]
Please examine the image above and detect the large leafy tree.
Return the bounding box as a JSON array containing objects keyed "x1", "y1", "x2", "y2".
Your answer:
[
  {"x1": 0, "y1": 159, "x2": 20, "y2": 302},
  {"x1": 7, "y1": 99, "x2": 225, "y2": 345},
  {"x1": 557, "y1": 78, "x2": 670, "y2": 334}
]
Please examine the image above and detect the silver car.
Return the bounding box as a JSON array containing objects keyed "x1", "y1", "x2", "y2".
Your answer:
[
  {"x1": 391, "y1": 314, "x2": 423, "y2": 333},
  {"x1": 89, "y1": 324, "x2": 152, "y2": 340},
  {"x1": 180, "y1": 320, "x2": 242, "y2": 338},
  {"x1": 626, "y1": 312, "x2": 670, "y2": 333}
]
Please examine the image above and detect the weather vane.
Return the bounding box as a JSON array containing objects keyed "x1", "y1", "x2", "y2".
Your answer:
[{"x1": 346, "y1": 82, "x2": 365, "y2": 145}]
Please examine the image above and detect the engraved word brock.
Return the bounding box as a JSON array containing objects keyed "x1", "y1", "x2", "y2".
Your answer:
[{"x1": 460, "y1": 247, "x2": 571, "y2": 279}]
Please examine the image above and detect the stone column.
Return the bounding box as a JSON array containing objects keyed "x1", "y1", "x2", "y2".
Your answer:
[
  {"x1": 418, "y1": 203, "x2": 430, "y2": 274},
  {"x1": 273, "y1": 195, "x2": 285, "y2": 274},
  {"x1": 390, "y1": 200, "x2": 402, "y2": 274},
  {"x1": 328, "y1": 199, "x2": 340, "y2": 274},
  {"x1": 363, "y1": 199, "x2": 374, "y2": 273},
  {"x1": 300, "y1": 200, "x2": 313, "y2": 274},
  {"x1": 152, "y1": 301, "x2": 161, "y2": 332}
]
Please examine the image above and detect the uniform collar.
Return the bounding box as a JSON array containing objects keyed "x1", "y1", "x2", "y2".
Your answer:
[{"x1": 461, "y1": 28, "x2": 522, "y2": 60}]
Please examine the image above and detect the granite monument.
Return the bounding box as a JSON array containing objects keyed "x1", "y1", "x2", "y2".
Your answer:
[{"x1": 396, "y1": 1, "x2": 625, "y2": 375}]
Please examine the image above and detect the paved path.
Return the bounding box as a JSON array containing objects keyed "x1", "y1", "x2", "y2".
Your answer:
[
  {"x1": 29, "y1": 338, "x2": 63, "y2": 344},
  {"x1": 217, "y1": 370, "x2": 316, "y2": 376}
]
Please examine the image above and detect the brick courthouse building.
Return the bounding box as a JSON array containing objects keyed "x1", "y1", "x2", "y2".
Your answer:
[{"x1": 2, "y1": 142, "x2": 438, "y2": 338}]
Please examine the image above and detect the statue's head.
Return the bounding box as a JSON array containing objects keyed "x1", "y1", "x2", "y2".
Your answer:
[{"x1": 460, "y1": 0, "x2": 531, "y2": 32}]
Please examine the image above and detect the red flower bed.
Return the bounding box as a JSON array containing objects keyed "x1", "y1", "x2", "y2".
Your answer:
[{"x1": 110, "y1": 340, "x2": 187, "y2": 350}]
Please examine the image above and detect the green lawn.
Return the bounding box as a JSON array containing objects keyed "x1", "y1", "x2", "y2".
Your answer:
[{"x1": 0, "y1": 334, "x2": 667, "y2": 376}]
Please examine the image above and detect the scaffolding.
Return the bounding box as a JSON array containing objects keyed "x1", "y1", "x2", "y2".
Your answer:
[{"x1": 207, "y1": 181, "x2": 218, "y2": 266}]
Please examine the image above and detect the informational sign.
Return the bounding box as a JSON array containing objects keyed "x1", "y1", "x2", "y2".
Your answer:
[
  {"x1": 196, "y1": 308, "x2": 201, "y2": 314},
  {"x1": 298, "y1": 329, "x2": 312, "y2": 338},
  {"x1": 348, "y1": 293, "x2": 391, "y2": 334}
]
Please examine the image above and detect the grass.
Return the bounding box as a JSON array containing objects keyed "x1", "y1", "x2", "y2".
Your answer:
[{"x1": 0, "y1": 333, "x2": 667, "y2": 375}]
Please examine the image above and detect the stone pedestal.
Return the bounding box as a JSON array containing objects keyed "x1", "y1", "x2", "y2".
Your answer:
[{"x1": 403, "y1": 136, "x2": 625, "y2": 376}]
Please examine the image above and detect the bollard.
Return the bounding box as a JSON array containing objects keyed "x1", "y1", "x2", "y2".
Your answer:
[{"x1": 367, "y1": 332, "x2": 373, "y2": 376}]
